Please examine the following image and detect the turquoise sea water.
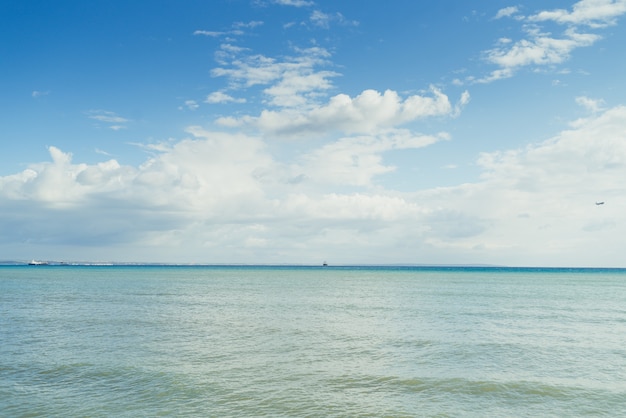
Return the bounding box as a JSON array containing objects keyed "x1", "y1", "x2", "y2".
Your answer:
[{"x1": 1, "y1": 265, "x2": 626, "y2": 417}]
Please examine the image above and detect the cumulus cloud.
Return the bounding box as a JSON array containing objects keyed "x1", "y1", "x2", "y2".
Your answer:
[
  {"x1": 402, "y1": 107, "x2": 626, "y2": 266},
  {"x1": 2, "y1": 103, "x2": 626, "y2": 265},
  {"x1": 0, "y1": 132, "x2": 277, "y2": 258},
  {"x1": 466, "y1": 106, "x2": 626, "y2": 259},
  {"x1": 478, "y1": 106, "x2": 626, "y2": 183},
  {"x1": 218, "y1": 87, "x2": 466, "y2": 137},
  {"x1": 283, "y1": 193, "x2": 421, "y2": 222},
  {"x1": 298, "y1": 130, "x2": 449, "y2": 187},
  {"x1": 0, "y1": 129, "x2": 429, "y2": 262},
  {"x1": 203, "y1": 25, "x2": 461, "y2": 127}
]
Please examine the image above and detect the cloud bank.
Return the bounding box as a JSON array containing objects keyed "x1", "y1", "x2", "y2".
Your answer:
[{"x1": 2, "y1": 102, "x2": 625, "y2": 266}]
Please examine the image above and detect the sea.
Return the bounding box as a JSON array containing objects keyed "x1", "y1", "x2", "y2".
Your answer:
[{"x1": 1, "y1": 265, "x2": 625, "y2": 417}]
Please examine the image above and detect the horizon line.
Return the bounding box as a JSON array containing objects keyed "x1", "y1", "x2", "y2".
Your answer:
[{"x1": 2, "y1": 261, "x2": 626, "y2": 270}]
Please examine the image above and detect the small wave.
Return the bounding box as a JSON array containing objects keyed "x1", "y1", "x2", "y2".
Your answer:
[{"x1": 326, "y1": 373, "x2": 620, "y2": 400}]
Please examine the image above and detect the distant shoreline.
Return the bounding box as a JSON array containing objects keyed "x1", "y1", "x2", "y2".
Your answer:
[{"x1": 1, "y1": 262, "x2": 625, "y2": 271}]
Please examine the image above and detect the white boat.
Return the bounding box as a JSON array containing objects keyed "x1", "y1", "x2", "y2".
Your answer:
[{"x1": 28, "y1": 260, "x2": 48, "y2": 265}]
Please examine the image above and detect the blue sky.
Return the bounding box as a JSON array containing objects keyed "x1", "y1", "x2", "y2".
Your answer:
[{"x1": 2, "y1": 0, "x2": 626, "y2": 266}]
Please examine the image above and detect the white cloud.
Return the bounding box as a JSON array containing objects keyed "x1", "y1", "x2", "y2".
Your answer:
[
  {"x1": 575, "y1": 96, "x2": 606, "y2": 113},
  {"x1": 131, "y1": 128, "x2": 275, "y2": 214},
  {"x1": 298, "y1": 130, "x2": 448, "y2": 187},
  {"x1": 473, "y1": 68, "x2": 514, "y2": 84},
  {"x1": 283, "y1": 193, "x2": 421, "y2": 222},
  {"x1": 475, "y1": 0, "x2": 626, "y2": 83},
  {"x1": 0, "y1": 120, "x2": 445, "y2": 261},
  {"x1": 309, "y1": 10, "x2": 358, "y2": 29},
  {"x1": 193, "y1": 30, "x2": 224, "y2": 37},
  {"x1": 2, "y1": 104, "x2": 626, "y2": 265},
  {"x1": 263, "y1": 69, "x2": 338, "y2": 107},
  {"x1": 477, "y1": 107, "x2": 626, "y2": 183},
  {"x1": 95, "y1": 148, "x2": 112, "y2": 156},
  {"x1": 206, "y1": 35, "x2": 381, "y2": 135},
  {"x1": 210, "y1": 44, "x2": 343, "y2": 109},
  {"x1": 183, "y1": 100, "x2": 200, "y2": 110},
  {"x1": 402, "y1": 108, "x2": 626, "y2": 266},
  {"x1": 485, "y1": 27, "x2": 599, "y2": 69},
  {"x1": 0, "y1": 146, "x2": 103, "y2": 206},
  {"x1": 87, "y1": 110, "x2": 129, "y2": 124},
  {"x1": 233, "y1": 21, "x2": 264, "y2": 29},
  {"x1": 32, "y1": 90, "x2": 50, "y2": 98},
  {"x1": 272, "y1": 0, "x2": 314, "y2": 7},
  {"x1": 87, "y1": 110, "x2": 131, "y2": 129},
  {"x1": 211, "y1": 46, "x2": 336, "y2": 106},
  {"x1": 194, "y1": 21, "x2": 263, "y2": 39},
  {"x1": 205, "y1": 92, "x2": 246, "y2": 104},
  {"x1": 494, "y1": 6, "x2": 519, "y2": 19},
  {"x1": 454, "y1": 90, "x2": 471, "y2": 116},
  {"x1": 529, "y1": 0, "x2": 626, "y2": 28},
  {"x1": 310, "y1": 10, "x2": 330, "y2": 27},
  {"x1": 218, "y1": 87, "x2": 464, "y2": 137}
]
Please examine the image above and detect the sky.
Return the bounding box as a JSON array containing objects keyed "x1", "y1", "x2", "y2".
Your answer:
[{"x1": 1, "y1": 0, "x2": 626, "y2": 266}]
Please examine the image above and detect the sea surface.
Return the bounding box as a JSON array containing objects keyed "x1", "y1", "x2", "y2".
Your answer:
[{"x1": 1, "y1": 265, "x2": 626, "y2": 417}]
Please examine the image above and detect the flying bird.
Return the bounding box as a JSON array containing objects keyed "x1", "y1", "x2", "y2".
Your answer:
[{"x1": 595, "y1": 201, "x2": 605, "y2": 205}]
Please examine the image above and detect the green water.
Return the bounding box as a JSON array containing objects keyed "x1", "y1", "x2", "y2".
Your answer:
[{"x1": 1, "y1": 266, "x2": 625, "y2": 417}]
